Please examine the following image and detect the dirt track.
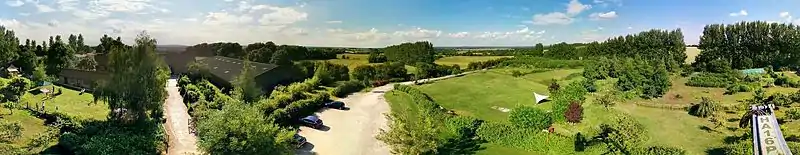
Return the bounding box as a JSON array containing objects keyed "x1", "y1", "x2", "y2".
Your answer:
[{"x1": 164, "y1": 79, "x2": 199, "y2": 155}]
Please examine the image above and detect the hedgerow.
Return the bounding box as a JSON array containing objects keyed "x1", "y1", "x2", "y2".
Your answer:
[
  {"x1": 331, "y1": 80, "x2": 366, "y2": 97},
  {"x1": 476, "y1": 122, "x2": 574, "y2": 154},
  {"x1": 686, "y1": 72, "x2": 739, "y2": 88}
]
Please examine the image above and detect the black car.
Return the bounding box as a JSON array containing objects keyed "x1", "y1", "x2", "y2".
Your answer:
[
  {"x1": 293, "y1": 134, "x2": 307, "y2": 148},
  {"x1": 300, "y1": 116, "x2": 323, "y2": 129},
  {"x1": 324, "y1": 101, "x2": 346, "y2": 109}
]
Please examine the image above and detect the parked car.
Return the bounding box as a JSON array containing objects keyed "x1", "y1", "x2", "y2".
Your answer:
[
  {"x1": 324, "y1": 101, "x2": 346, "y2": 109},
  {"x1": 293, "y1": 134, "x2": 307, "y2": 148},
  {"x1": 300, "y1": 116, "x2": 323, "y2": 129}
]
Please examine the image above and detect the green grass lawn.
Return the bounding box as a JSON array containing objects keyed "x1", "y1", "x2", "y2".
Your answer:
[
  {"x1": 20, "y1": 85, "x2": 109, "y2": 121},
  {"x1": 615, "y1": 103, "x2": 728, "y2": 154},
  {"x1": 0, "y1": 107, "x2": 48, "y2": 145},
  {"x1": 318, "y1": 54, "x2": 378, "y2": 69},
  {"x1": 415, "y1": 68, "x2": 582, "y2": 122},
  {"x1": 434, "y1": 56, "x2": 513, "y2": 68}
]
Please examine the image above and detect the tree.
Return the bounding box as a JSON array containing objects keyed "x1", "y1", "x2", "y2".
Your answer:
[
  {"x1": 548, "y1": 79, "x2": 560, "y2": 93},
  {"x1": 533, "y1": 43, "x2": 544, "y2": 54},
  {"x1": 376, "y1": 112, "x2": 439, "y2": 155},
  {"x1": 689, "y1": 97, "x2": 719, "y2": 118},
  {"x1": 76, "y1": 56, "x2": 98, "y2": 71},
  {"x1": 31, "y1": 63, "x2": 53, "y2": 84},
  {"x1": 383, "y1": 41, "x2": 436, "y2": 64},
  {"x1": 270, "y1": 49, "x2": 292, "y2": 65},
  {"x1": 509, "y1": 106, "x2": 552, "y2": 130},
  {"x1": 0, "y1": 26, "x2": 19, "y2": 66},
  {"x1": 45, "y1": 37, "x2": 76, "y2": 75},
  {"x1": 197, "y1": 103, "x2": 295, "y2": 155},
  {"x1": 97, "y1": 32, "x2": 169, "y2": 122},
  {"x1": 597, "y1": 92, "x2": 616, "y2": 109},
  {"x1": 231, "y1": 60, "x2": 262, "y2": 104},
  {"x1": 1, "y1": 77, "x2": 30, "y2": 104},
  {"x1": 598, "y1": 114, "x2": 647, "y2": 154},
  {"x1": 368, "y1": 51, "x2": 387, "y2": 63},
  {"x1": 565, "y1": 101, "x2": 583, "y2": 123},
  {"x1": 0, "y1": 121, "x2": 22, "y2": 143}
]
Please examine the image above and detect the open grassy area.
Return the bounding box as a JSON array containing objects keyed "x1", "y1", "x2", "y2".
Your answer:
[
  {"x1": 685, "y1": 47, "x2": 701, "y2": 64},
  {"x1": 318, "y1": 54, "x2": 377, "y2": 69},
  {"x1": 0, "y1": 107, "x2": 48, "y2": 145},
  {"x1": 414, "y1": 68, "x2": 582, "y2": 122},
  {"x1": 434, "y1": 56, "x2": 512, "y2": 68},
  {"x1": 20, "y1": 85, "x2": 109, "y2": 121},
  {"x1": 401, "y1": 66, "x2": 800, "y2": 154}
]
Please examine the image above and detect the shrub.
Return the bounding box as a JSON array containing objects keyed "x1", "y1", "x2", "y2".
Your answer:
[
  {"x1": 768, "y1": 93, "x2": 793, "y2": 107},
  {"x1": 689, "y1": 97, "x2": 719, "y2": 118},
  {"x1": 510, "y1": 70, "x2": 524, "y2": 77},
  {"x1": 786, "y1": 109, "x2": 800, "y2": 121},
  {"x1": 721, "y1": 141, "x2": 753, "y2": 155},
  {"x1": 351, "y1": 65, "x2": 377, "y2": 82},
  {"x1": 597, "y1": 114, "x2": 647, "y2": 154},
  {"x1": 564, "y1": 101, "x2": 583, "y2": 123},
  {"x1": 582, "y1": 79, "x2": 597, "y2": 92},
  {"x1": 725, "y1": 83, "x2": 751, "y2": 94},
  {"x1": 476, "y1": 122, "x2": 574, "y2": 154},
  {"x1": 633, "y1": 146, "x2": 687, "y2": 155},
  {"x1": 332, "y1": 80, "x2": 366, "y2": 97},
  {"x1": 509, "y1": 106, "x2": 552, "y2": 130},
  {"x1": 775, "y1": 75, "x2": 800, "y2": 88},
  {"x1": 548, "y1": 79, "x2": 560, "y2": 93},
  {"x1": 368, "y1": 52, "x2": 387, "y2": 63},
  {"x1": 313, "y1": 62, "x2": 350, "y2": 85},
  {"x1": 686, "y1": 72, "x2": 736, "y2": 88}
]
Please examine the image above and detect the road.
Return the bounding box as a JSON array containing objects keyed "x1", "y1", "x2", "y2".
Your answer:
[
  {"x1": 297, "y1": 71, "x2": 475, "y2": 155},
  {"x1": 163, "y1": 79, "x2": 199, "y2": 155}
]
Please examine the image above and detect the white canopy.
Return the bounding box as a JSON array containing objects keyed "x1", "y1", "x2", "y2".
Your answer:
[{"x1": 534, "y1": 92, "x2": 549, "y2": 104}]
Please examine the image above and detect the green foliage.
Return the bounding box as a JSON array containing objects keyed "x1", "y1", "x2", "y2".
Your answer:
[
  {"x1": 582, "y1": 79, "x2": 597, "y2": 92},
  {"x1": 349, "y1": 62, "x2": 408, "y2": 83},
  {"x1": 377, "y1": 111, "x2": 440, "y2": 155},
  {"x1": 414, "y1": 63, "x2": 462, "y2": 80},
  {"x1": 476, "y1": 122, "x2": 574, "y2": 154},
  {"x1": 0, "y1": 26, "x2": 20, "y2": 66},
  {"x1": 775, "y1": 74, "x2": 800, "y2": 88},
  {"x1": 0, "y1": 121, "x2": 22, "y2": 143},
  {"x1": 688, "y1": 97, "x2": 719, "y2": 118},
  {"x1": 508, "y1": 106, "x2": 552, "y2": 130},
  {"x1": 499, "y1": 56, "x2": 588, "y2": 69},
  {"x1": 96, "y1": 32, "x2": 169, "y2": 122},
  {"x1": 270, "y1": 48, "x2": 292, "y2": 65},
  {"x1": 632, "y1": 146, "x2": 687, "y2": 155},
  {"x1": 45, "y1": 36, "x2": 77, "y2": 75},
  {"x1": 368, "y1": 51, "x2": 387, "y2": 63},
  {"x1": 686, "y1": 72, "x2": 738, "y2": 88},
  {"x1": 466, "y1": 57, "x2": 512, "y2": 70},
  {"x1": 75, "y1": 56, "x2": 98, "y2": 71},
  {"x1": 786, "y1": 109, "x2": 800, "y2": 121},
  {"x1": 548, "y1": 79, "x2": 560, "y2": 93},
  {"x1": 1, "y1": 77, "x2": 30, "y2": 102},
  {"x1": 585, "y1": 29, "x2": 686, "y2": 71},
  {"x1": 767, "y1": 93, "x2": 793, "y2": 107},
  {"x1": 313, "y1": 61, "x2": 350, "y2": 85},
  {"x1": 332, "y1": 80, "x2": 366, "y2": 98},
  {"x1": 564, "y1": 101, "x2": 583, "y2": 123},
  {"x1": 694, "y1": 21, "x2": 800, "y2": 69},
  {"x1": 597, "y1": 114, "x2": 648, "y2": 154},
  {"x1": 59, "y1": 120, "x2": 166, "y2": 155},
  {"x1": 197, "y1": 103, "x2": 295, "y2": 155},
  {"x1": 615, "y1": 58, "x2": 672, "y2": 98},
  {"x1": 597, "y1": 92, "x2": 617, "y2": 109},
  {"x1": 550, "y1": 82, "x2": 588, "y2": 122},
  {"x1": 725, "y1": 83, "x2": 752, "y2": 94},
  {"x1": 721, "y1": 140, "x2": 753, "y2": 155},
  {"x1": 232, "y1": 61, "x2": 262, "y2": 104},
  {"x1": 383, "y1": 41, "x2": 436, "y2": 64}
]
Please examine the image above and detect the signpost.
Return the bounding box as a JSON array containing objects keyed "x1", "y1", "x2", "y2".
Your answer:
[{"x1": 751, "y1": 104, "x2": 793, "y2": 155}]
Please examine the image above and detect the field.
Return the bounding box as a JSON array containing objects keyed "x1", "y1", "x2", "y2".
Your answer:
[
  {"x1": 393, "y1": 66, "x2": 800, "y2": 154},
  {"x1": 0, "y1": 107, "x2": 48, "y2": 145},
  {"x1": 434, "y1": 56, "x2": 513, "y2": 68},
  {"x1": 685, "y1": 47, "x2": 701, "y2": 64},
  {"x1": 318, "y1": 54, "x2": 510, "y2": 69}
]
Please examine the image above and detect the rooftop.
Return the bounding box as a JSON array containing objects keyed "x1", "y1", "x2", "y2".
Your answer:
[{"x1": 195, "y1": 56, "x2": 278, "y2": 83}]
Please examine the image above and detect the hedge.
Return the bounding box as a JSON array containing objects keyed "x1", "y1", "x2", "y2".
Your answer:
[
  {"x1": 686, "y1": 72, "x2": 738, "y2": 88},
  {"x1": 332, "y1": 80, "x2": 366, "y2": 98}
]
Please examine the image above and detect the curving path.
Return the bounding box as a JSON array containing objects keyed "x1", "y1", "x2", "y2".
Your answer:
[
  {"x1": 164, "y1": 79, "x2": 199, "y2": 155},
  {"x1": 298, "y1": 71, "x2": 475, "y2": 155}
]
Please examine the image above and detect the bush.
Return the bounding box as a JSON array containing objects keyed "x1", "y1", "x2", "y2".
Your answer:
[
  {"x1": 775, "y1": 75, "x2": 800, "y2": 88},
  {"x1": 332, "y1": 80, "x2": 366, "y2": 97},
  {"x1": 509, "y1": 106, "x2": 552, "y2": 130},
  {"x1": 368, "y1": 52, "x2": 387, "y2": 63},
  {"x1": 725, "y1": 83, "x2": 752, "y2": 94},
  {"x1": 582, "y1": 80, "x2": 597, "y2": 92},
  {"x1": 686, "y1": 72, "x2": 736, "y2": 88},
  {"x1": 689, "y1": 97, "x2": 719, "y2": 118},
  {"x1": 476, "y1": 122, "x2": 574, "y2": 154},
  {"x1": 548, "y1": 79, "x2": 560, "y2": 93},
  {"x1": 564, "y1": 101, "x2": 583, "y2": 123},
  {"x1": 721, "y1": 141, "x2": 753, "y2": 155},
  {"x1": 768, "y1": 93, "x2": 793, "y2": 107},
  {"x1": 510, "y1": 70, "x2": 524, "y2": 77},
  {"x1": 313, "y1": 62, "x2": 350, "y2": 85},
  {"x1": 786, "y1": 109, "x2": 800, "y2": 121},
  {"x1": 633, "y1": 146, "x2": 687, "y2": 155},
  {"x1": 499, "y1": 56, "x2": 589, "y2": 69}
]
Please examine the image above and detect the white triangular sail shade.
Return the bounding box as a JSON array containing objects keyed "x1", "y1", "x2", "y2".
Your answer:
[{"x1": 534, "y1": 92, "x2": 549, "y2": 104}]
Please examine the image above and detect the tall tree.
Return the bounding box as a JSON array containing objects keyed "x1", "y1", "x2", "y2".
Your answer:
[
  {"x1": 97, "y1": 32, "x2": 169, "y2": 122},
  {"x1": 45, "y1": 37, "x2": 76, "y2": 75},
  {"x1": 196, "y1": 103, "x2": 295, "y2": 155},
  {"x1": 0, "y1": 26, "x2": 19, "y2": 66},
  {"x1": 270, "y1": 49, "x2": 292, "y2": 65},
  {"x1": 383, "y1": 41, "x2": 436, "y2": 64},
  {"x1": 232, "y1": 60, "x2": 262, "y2": 103}
]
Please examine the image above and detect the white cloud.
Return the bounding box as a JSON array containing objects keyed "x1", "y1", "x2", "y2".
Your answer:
[
  {"x1": 448, "y1": 32, "x2": 470, "y2": 38},
  {"x1": 18, "y1": 13, "x2": 30, "y2": 16},
  {"x1": 393, "y1": 27, "x2": 442, "y2": 39},
  {"x1": 532, "y1": 12, "x2": 574, "y2": 25},
  {"x1": 780, "y1": 12, "x2": 790, "y2": 18},
  {"x1": 326, "y1": 20, "x2": 343, "y2": 24},
  {"x1": 535, "y1": 30, "x2": 546, "y2": 34},
  {"x1": 566, "y1": 0, "x2": 591, "y2": 15},
  {"x1": 5, "y1": 0, "x2": 23, "y2": 7},
  {"x1": 35, "y1": 4, "x2": 55, "y2": 13},
  {"x1": 729, "y1": 10, "x2": 748, "y2": 17},
  {"x1": 223, "y1": 0, "x2": 233, "y2": 2},
  {"x1": 589, "y1": 11, "x2": 617, "y2": 20},
  {"x1": 253, "y1": 5, "x2": 308, "y2": 25},
  {"x1": 515, "y1": 27, "x2": 529, "y2": 34},
  {"x1": 627, "y1": 26, "x2": 632, "y2": 29},
  {"x1": 203, "y1": 11, "x2": 253, "y2": 26}
]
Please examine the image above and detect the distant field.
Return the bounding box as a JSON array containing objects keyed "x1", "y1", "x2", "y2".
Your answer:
[
  {"x1": 434, "y1": 56, "x2": 512, "y2": 68},
  {"x1": 318, "y1": 54, "x2": 511, "y2": 69},
  {"x1": 685, "y1": 47, "x2": 701, "y2": 64}
]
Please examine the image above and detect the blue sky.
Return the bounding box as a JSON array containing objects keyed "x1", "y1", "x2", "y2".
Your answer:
[{"x1": 0, "y1": 0, "x2": 798, "y2": 47}]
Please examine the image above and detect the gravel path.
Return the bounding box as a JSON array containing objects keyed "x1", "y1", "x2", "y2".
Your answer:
[
  {"x1": 297, "y1": 71, "x2": 475, "y2": 155},
  {"x1": 164, "y1": 79, "x2": 199, "y2": 155}
]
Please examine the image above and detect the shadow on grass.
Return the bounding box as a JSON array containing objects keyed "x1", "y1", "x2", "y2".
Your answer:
[{"x1": 705, "y1": 147, "x2": 726, "y2": 155}]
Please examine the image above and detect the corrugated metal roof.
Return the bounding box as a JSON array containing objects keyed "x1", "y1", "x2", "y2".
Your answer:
[
  {"x1": 195, "y1": 56, "x2": 278, "y2": 83},
  {"x1": 741, "y1": 68, "x2": 766, "y2": 74}
]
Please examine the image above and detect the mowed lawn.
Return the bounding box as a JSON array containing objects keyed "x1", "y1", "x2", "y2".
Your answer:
[
  {"x1": 415, "y1": 68, "x2": 582, "y2": 122},
  {"x1": 20, "y1": 85, "x2": 109, "y2": 121},
  {"x1": 434, "y1": 56, "x2": 512, "y2": 68},
  {"x1": 685, "y1": 47, "x2": 701, "y2": 64},
  {"x1": 0, "y1": 107, "x2": 48, "y2": 145},
  {"x1": 317, "y1": 54, "x2": 377, "y2": 69},
  {"x1": 627, "y1": 76, "x2": 798, "y2": 107}
]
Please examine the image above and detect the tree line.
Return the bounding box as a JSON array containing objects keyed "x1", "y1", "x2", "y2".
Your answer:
[
  {"x1": 185, "y1": 42, "x2": 342, "y2": 65},
  {"x1": 693, "y1": 21, "x2": 800, "y2": 71}
]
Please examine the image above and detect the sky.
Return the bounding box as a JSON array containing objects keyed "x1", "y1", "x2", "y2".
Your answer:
[{"x1": 0, "y1": 0, "x2": 799, "y2": 47}]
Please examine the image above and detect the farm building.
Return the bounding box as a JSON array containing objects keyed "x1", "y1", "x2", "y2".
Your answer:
[
  {"x1": 194, "y1": 56, "x2": 294, "y2": 92},
  {"x1": 57, "y1": 69, "x2": 109, "y2": 90}
]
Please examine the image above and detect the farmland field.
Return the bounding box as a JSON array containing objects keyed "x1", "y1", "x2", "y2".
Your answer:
[
  {"x1": 685, "y1": 47, "x2": 701, "y2": 64},
  {"x1": 318, "y1": 54, "x2": 512, "y2": 69},
  {"x1": 394, "y1": 66, "x2": 800, "y2": 154},
  {"x1": 434, "y1": 56, "x2": 512, "y2": 68}
]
